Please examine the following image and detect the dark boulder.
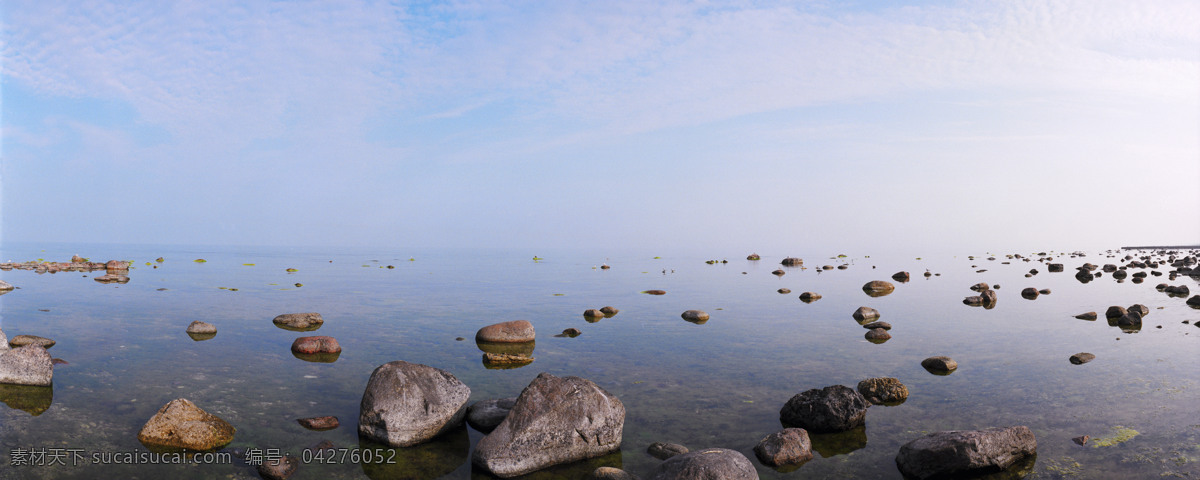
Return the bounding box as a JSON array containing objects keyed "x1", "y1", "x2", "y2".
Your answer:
[
  {"x1": 895, "y1": 426, "x2": 1037, "y2": 480},
  {"x1": 779, "y1": 385, "x2": 869, "y2": 433}
]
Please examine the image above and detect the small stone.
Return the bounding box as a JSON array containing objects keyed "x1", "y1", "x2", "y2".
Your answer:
[
  {"x1": 290, "y1": 336, "x2": 341, "y2": 355},
  {"x1": 746, "y1": 253, "x2": 761, "y2": 261},
  {"x1": 1038, "y1": 289, "x2": 1051, "y2": 295},
  {"x1": 643, "y1": 290, "x2": 667, "y2": 295},
  {"x1": 856, "y1": 377, "x2": 908, "y2": 405},
  {"x1": 862, "y1": 280, "x2": 895, "y2": 296},
  {"x1": 754, "y1": 428, "x2": 813, "y2": 467},
  {"x1": 781, "y1": 257, "x2": 803, "y2": 266},
  {"x1": 777, "y1": 288, "x2": 791, "y2": 294},
  {"x1": 466, "y1": 397, "x2": 516, "y2": 433},
  {"x1": 600, "y1": 306, "x2": 619, "y2": 315},
  {"x1": 798, "y1": 292, "x2": 822, "y2": 303},
  {"x1": 475, "y1": 320, "x2": 536, "y2": 343},
  {"x1": 862, "y1": 321, "x2": 891, "y2": 330},
  {"x1": 1020, "y1": 288, "x2": 1039, "y2": 299},
  {"x1": 865, "y1": 328, "x2": 891, "y2": 342},
  {"x1": 647, "y1": 442, "x2": 689, "y2": 460},
  {"x1": 772, "y1": 269, "x2": 785, "y2": 276},
  {"x1": 185, "y1": 321, "x2": 217, "y2": 334},
  {"x1": 648, "y1": 448, "x2": 756, "y2": 480},
  {"x1": 256, "y1": 454, "x2": 299, "y2": 480},
  {"x1": 583, "y1": 309, "x2": 605, "y2": 318},
  {"x1": 273, "y1": 313, "x2": 323, "y2": 330},
  {"x1": 1069, "y1": 353, "x2": 1095, "y2": 365},
  {"x1": 1073, "y1": 435, "x2": 1089, "y2": 446},
  {"x1": 9, "y1": 335, "x2": 55, "y2": 349},
  {"x1": 297, "y1": 416, "x2": 339, "y2": 430},
  {"x1": 681, "y1": 310, "x2": 709, "y2": 323},
  {"x1": 558, "y1": 328, "x2": 582, "y2": 337},
  {"x1": 921, "y1": 356, "x2": 957, "y2": 373},
  {"x1": 1074, "y1": 312, "x2": 1098, "y2": 320},
  {"x1": 851, "y1": 306, "x2": 879, "y2": 321}
]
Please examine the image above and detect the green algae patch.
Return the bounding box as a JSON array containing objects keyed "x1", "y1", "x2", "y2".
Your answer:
[
  {"x1": 193, "y1": 259, "x2": 206, "y2": 263},
  {"x1": 242, "y1": 263, "x2": 255, "y2": 266},
  {"x1": 285, "y1": 268, "x2": 298, "y2": 272},
  {"x1": 1092, "y1": 426, "x2": 1140, "y2": 447}
]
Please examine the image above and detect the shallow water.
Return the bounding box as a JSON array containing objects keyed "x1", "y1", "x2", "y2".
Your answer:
[{"x1": 0, "y1": 243, "x2": 1196, "y2": 479}]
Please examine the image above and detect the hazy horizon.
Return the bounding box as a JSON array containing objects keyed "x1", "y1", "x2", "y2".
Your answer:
[{"x1": 3, "y1": 1, "x2": 1198, "y2": 254}]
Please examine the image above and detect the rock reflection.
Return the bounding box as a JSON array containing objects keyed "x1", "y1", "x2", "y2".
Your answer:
[
  {"x1": 187, "y1": 332, "x2": 217, "y2": 342},
  {"x1": 360, "y1": 426, "x2": 468, "y2": 480},
  {"x1": 291, "y1": 351, "x2": 341, "y2": 363},
  {"x1": 477, "y1": 341, "x2": 534, "y2": 369},
  {"x1": 809, "y1": 425, "x2": 867, "y2": 458},
  {"x1": 0, "y1": 383, "x2": 53, "y2": 416}
]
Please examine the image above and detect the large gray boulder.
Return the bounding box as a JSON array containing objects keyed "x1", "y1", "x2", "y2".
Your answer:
[
  {"x1": 895, "y1": 426, "x2": 1037, "y2": 479},
  {"x1": 649, "y1": 448, "x2": 757, "y2": 480},
  {"x1": 358, "y1": 361, "x2": 471, "y2": 447},
  {"x1": 472, "y1": 373, "x2": 624, "y2": 478},
  {"x1": 0, "y1": 345, "x2": 53, "y2": 386},
  {"x1": 779, "y1": 385, "x2": 869, "y2": 433}
]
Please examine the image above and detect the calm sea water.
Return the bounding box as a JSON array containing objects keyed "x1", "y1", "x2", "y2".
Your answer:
[{"x1": 0, "y1": 242, "x2": 1196, "y2": 479}]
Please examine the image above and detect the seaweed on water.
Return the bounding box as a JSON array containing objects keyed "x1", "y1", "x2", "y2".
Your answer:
[{"x1": 1092, "y1": 426, "x2": 1140, "y2": 447}]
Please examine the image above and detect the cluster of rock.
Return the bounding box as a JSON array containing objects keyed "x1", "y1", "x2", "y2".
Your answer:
[{"x1": 0, "y1": 257, "x2": 129, "y2": 274}]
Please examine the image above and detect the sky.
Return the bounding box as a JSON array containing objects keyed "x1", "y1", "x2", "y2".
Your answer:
[{"x1": 1, "y1": 0, "x2": 1198, "y2": 255}]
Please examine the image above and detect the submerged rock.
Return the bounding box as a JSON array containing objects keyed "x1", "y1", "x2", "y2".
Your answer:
[
  {"x1": 475, "y1": 320, "x2": 536, "y2": 343},
  {"x1": 754, "y1": 428, "x2": 813, "y2": 467},
  {"x1": 856, "y1": 377, "x2": 908, "y2": 405},
  {"x1": 557, "y1": 328, "x2": 582, "y2": 338},
  {"x1": 358, "y1": 361, "x2": 471, "y2": 447},
  {"x1": 1075, "y1": 312, "x2": 1098, "y2": 320},
  {"x1": 273, "y1": 313, "x2": 323, "y2": 330},
  {"x1": 472, "y1": 373, "x2": 624, "y2": 478},
  {"x1": 648, "y1": 448, "x2": 756, "y2": 480},
  {"x1": 256, "y1": 454, "x2": 300, "y2": 480},
  {"x1": 779, "y1": 385, "x2": 868, "y2": 433},
  {"x1": 642, "y1": 290, "x2": 667, "y2": 295},
  {"x1": 467, "y1": 397, "x2": 516, "y2": 433},
  {"x1": 647, "y1": 442, "x2": 689, "y2": 460},
  {"x1": 895, "y1": 426, "x2": 1037, "y2": 480},
  {"x1": 0, "y1": 345, "x2": 53, "y2": 386},
  {"x1": 297, "y1": 416, "x2": 339, "y2": 430},
  {"x1": 589, "y1": 466, "x2": 641, "y2": 480},
  {"x1": 137, "y1": 398, "x2": 236, "y2": 451},
  {"x1": 482, "y1": 353, "x2": 535, "y2": 368}
]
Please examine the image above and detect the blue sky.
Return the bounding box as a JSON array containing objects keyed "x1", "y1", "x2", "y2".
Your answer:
[{"x1": 2, "y1": 0, "x2": 1198, "y2": 254}]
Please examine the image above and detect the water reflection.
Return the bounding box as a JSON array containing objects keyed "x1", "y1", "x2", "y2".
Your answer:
[
  {"x1": 292, "y1": 351, "x2": 341, "y2": 363},
  {"x1": 187, "y1": 332, "x2": 216, "y2": 342},
  {"x1": 0, "y1": 383, "x2": 52, "y2": 416},
  {"x1": 808, "y1": 425, "x2": 867, "y2": 458},
  {"x1": 359, "y1": 426, "x2": 468, "y2": 480},
  {"x1": 477, "y1": 341, "x2": 534, "y2": 369}
]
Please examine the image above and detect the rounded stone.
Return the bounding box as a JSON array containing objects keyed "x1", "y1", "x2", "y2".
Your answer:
[
  {"x1": 779, "y1": 385, "x2": 869, "y2": 433},
  {"x1": 681, "y1": 310, "x2": 709, "y2": 323},
  {"x1": 921, "y1": 356, "x2": 958, "y2": 373},
  {"x1": 475, "y1": 320, "x2": 536, "y2": 343},
  {"x1": 856, "y1": 377, "x2": 908, "y2": 405},
  {"x1": 754, "y1": 428, "x2": 813, "y2": 467}
]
